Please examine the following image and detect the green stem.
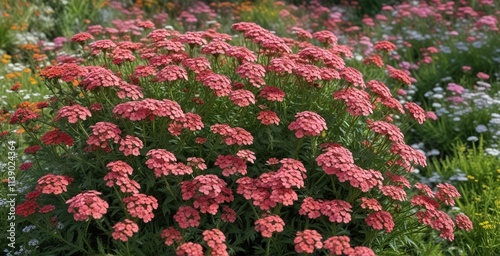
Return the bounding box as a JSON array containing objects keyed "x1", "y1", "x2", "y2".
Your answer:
[{"x1": 265, "y1": 238, "x2": 271, "y2": 256}]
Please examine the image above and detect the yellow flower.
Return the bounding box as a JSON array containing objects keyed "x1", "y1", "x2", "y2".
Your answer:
[{"x1": 479, "y1": 221, "x2": 495, "y2": 229}]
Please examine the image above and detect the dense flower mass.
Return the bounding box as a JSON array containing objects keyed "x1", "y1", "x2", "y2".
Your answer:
[
  {"x1": 288, "y1": 111, "x2": 327, "y2": 138},
  {"x1": 7, "y1": 5, "x2": 477, "y2": 254},
  {"x1": 66, "y1": 191, "x2": 109, "y2": 221}
]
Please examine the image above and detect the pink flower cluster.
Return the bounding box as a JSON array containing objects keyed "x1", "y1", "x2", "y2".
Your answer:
[
  {"x1": 123, "y1": 193, "x2": 158, "y2": 223},
  {"x1": 66, "y1": 190, "x2": 109, "y2": 221}
]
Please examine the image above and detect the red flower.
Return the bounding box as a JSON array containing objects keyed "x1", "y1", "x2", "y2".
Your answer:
[
  {"x1": 436, "y1": 183, "x2": 461, "y2": 206},
  {"x1": 119, "y1": 135, "x2": 144, "y2": 156},
  {"x1": 201, "y1": 41, "x2": 231, "y2": 56},
  {"x1": 203, "y1": 229, "x2": 228, "y2": 256},
  {"x1": 416, "y1": 209, "x2": 455, "y2": 241},
  {"x1": 293, "y1": 64, "x2": 322, "y2": 83},
  {"x1": 404, "y1": 102, "x2": 426, "y2": 124},
  {"x1": 333, "y1": 88, "x2": 373, "y2": 116},
  {"x1": 415, "y1": 182, "x2": 434, "y2": 197},
  {"x1": 55, "y1": 104, "x2": 92, "y2": 123},
  {"x1": 215, "y1": 155, "x2": 247, "y2": 176},
  {"x1": 24, "y1": 145, "x2": 41, "y2": 154},
  {"x1": 116, "y1": 83, "x2": 144, "y2": 100},
  {"x1": 19, "y1": 161, "x2": 33, "y2": 171},
  {"x1": 236, "y1": 62, "x2": 266, "y2": 88},
  {"x1": 9, "y1": 108, "x2": 40, "y2": 124},
  {"x1": 268, "y1": 57, "x2": 296, "y2": 74},
  {"x1": 155, "y1": 39, "x2": 185, "y2": 53},
  {"x1": 455, "y1": 213, "x2": 473, "y2": 231},
  {"x1": 179, "y1": 32, "x2": 207, "y2": 47},
  {"x1": 229, "y1": 89, "x2": 255, "y2": 107},
  {"x1": 259, "y1": 86, "x2": 286, "y2": 102},
  {"x1": 182, "y1": 57, "x2": 211, "y2": 74},
  {"x1": 39, "y1": 204, "x2": 56, "y2": 214},
  {"x1": 321, "y1": 200, "x2": 352, "y2": 223},
  {"x1": 202, "y1": 73, "x2": 232, "y2": 97},
  {"x1": 176, "y1": 242, "x2": 203, "y2": 256},
  {"x1": 66, "y1": 190, "x2": 108, "y2": 221},
  {"x1": 174, "y1": 206, "x2": 201, "y2": 228},
  {"x1": 390, "y1": 143, "x2": 427, "y2": 168},
  {"x1": 41, "y1": 129, "x2": 74, "y2": 146},
  {"x1": 81, "y1": 66, "x2": 122, "y2": 90},
  {"x1": 257, "y1": 110, "x2": 280, "y2": 126},
  {"x1": 113, "y1": 98, "x2": 185, "y2": 121},
  {"x1": 360, "y1": 197, "x2": 382, "y2": 211},
  {"x1": 161, "y1": 226, "x2": 182, "y2": 246},
  {"x1": 112, "y1": 219, "x2": 139, "y2": 242},
  {"x1": 221, "y1": 206, "x2": 237, "y2": 223},
  {"x1": 254, "y1": 215, "x2": 285, "y2": 238},
  {"x1": 299, "y1": 197, "x2": 323, "y2": 219},
  {"x1": 380, "y1": 185, "x2": 407, "y2": 201},
  {"x1": 89, "y1": 39, "x2": 116, "y2": 51},
  {"x1": 70, "y1": 32, "x2": 94, "y2": 43},
  {"x1": 36, "y1": 174, "x2": 73, "y2": 195},
  {"x1": 16, "y1": 200, "x2": 39, "y2": 217},
  {"x1": 86, "y1": 122, "x2": 122, "y2": 151},
  {"x1": 363, "y1": 54, "x2": 384, "y2": 67},
  {"x1": 374, "y1": 40, "x2": 397, "y2": 52},
  {"x1": 112, "y1": 47, "x2": 135, "y2": 65},
  {"x1": 367, "y1": 119, "x2": 404, "y2": 144},
  {"x1": 294, "y1": 229, "x2": 323, "y2": 254},
  {"x1": 387, "y1": 65, "x2": 412, "y2": 85},
  {"x1": 156, "y1": 65, "x2": 188, "y2": 82},
  {"x1": 312, "y1": 30, "x2": 338, "y2": 45},
  {"x1": 288, "y1": 111, "x2": 327, "y2": 138},
  {"x1": 226, "y1": 46, "x2": 257, "y2": 63},
  {"x1": 323, "y1": 236, "x2": 351, "y2": 256},
  {"x1": 123, "y1": 194, "x2": 158, "y2": 223},
  {"x1": 410, "y1": 195, "x2": 440, "y2": 210},
  {"x1": 104, "y1": 172, "x2": 140, "y2": 194},
  {"x1": 347, "y1": 246, "x2": 376, "y2": 256},
  {"x1": 365, "y1": 210, "x2": 394, "y2": 233},
  {"x1": 291, "y1": 27, "x2": 312, "y2": 39},
  {"x1": 134, "y1": 65, "x2": 156, "y2": 78},
  {"x1": 340, "y1": 67, "x2": 365, "y2": 88}
]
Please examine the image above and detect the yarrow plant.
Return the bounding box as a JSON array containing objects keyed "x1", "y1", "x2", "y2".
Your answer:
[{"x1": 10, "y1": 16, "x2": 472, "y2": 255}]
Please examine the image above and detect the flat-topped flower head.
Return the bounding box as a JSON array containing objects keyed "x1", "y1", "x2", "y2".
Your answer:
[
  {"x1": 225, "y1": 46, "x2": 257, "y2": 63},
  {"x1": 176, "y1": 242, "x2": 203, "y2": 256},
  {"x1": 182, "y1": 57, "x2": 211, "y2": 74},
  {"x1": 112, "y1": 219, "x2": 139, "y2": 242},
  {"x1": 324, "y1": 236, "x2": 351, "y2": 256},
  {"x1": 333, "y1": 88, "x2": 373, "y2": 116},
  {"x1": 81, "y1": 66, "x2": 122, "y2": 90},
  {"x1": 340, "y1": 67, "x2": 365, "y2": 88},
  {"x1": 288, "y1": 111, "x2": 327, "y2": 138},
  {"x1": 254, "y1": 215, "x2": 285, "y2": 238},
  {"x1": 257, "y1": 110, "x2": 280, "y2": 126},
  {"x1": 229, "y1": 89, "x2": 255, "y2": 107},
  {"x1": 161, "y1": 226, "x2": 182, "y2": 246},
  {"x1": 70, "y1": 32, "x2": 94, "y2": 43},
  {"x1": 312, "y1": 30, "x2": 338, "y2": 45},
  {"x1": 365, "y1": 210, "x2": 394, "y2": 233},
  {"x1": 294, "y1": 229, "x2": 323, "y2": 254},
  {"x1": 374, "y1": 40, "x2": 397, "y2": 52},
  {"x1": 202, "y1": 73, "x2": 232, "y2": 97},
  {"x1": 37, "y1": 174, "x2": 74, "y2": 195},
  {"x1": 66, "y1": 190, "x2": 109, "y2": 221},
  {"x1": 123, "y1": 194, "x2": 158, "y2": 223},
  {"x1": 156, "y1": 65, "x2": 188, "y2": 82},
  {"x1": 236, "y1": 62, "x2": 266, "y2": 88},
  {"x1": 55, "y1": 104, "x2": 91, "y2": 123}
]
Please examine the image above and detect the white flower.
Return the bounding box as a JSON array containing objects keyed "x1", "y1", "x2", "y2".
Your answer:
[
  {"x1": 475, "y1": 124, "x2": 488, "y2": 133},
  {"x1": 467, "y1": 136, "x2": 478, "y2": 142}
]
